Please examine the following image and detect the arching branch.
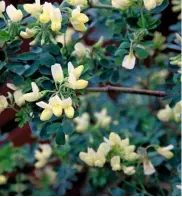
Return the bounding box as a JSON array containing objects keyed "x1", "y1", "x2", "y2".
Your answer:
[{"x1": 86, "y1": 85, "x2": 166, "y2": 97}]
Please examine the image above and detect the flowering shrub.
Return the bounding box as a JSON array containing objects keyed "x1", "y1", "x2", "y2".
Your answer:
[{"x1": 0, "y1": 0, "x2": 181, "y2": 196}]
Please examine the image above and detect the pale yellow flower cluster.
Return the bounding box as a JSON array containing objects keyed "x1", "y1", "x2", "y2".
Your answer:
[
  {"x1": 157, "y1": 101, "x2": 182, "y2": 122},
  {"x1": 34, "y1": 144, "x2": 52, "y2": 168},
  {"x1": 35, "y1": 62, "x2": 88, "y2": 121},
  {"x1": 79, "y1": 132, "x2": 139, "y2": 175}
]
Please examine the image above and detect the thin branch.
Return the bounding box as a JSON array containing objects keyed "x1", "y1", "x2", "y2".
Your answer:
[{"x1": 86, "y1": 85, "x2": 166, "y2": 97}]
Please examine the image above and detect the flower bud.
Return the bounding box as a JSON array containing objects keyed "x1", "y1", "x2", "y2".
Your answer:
[{"x1": 122, "y1": 51, "x2": 136, "y2": 70}]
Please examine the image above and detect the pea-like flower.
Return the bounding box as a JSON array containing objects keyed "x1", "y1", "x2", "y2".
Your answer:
[
  {"x1": 72, "y1": 42, "x2": 90, "y2": 58},
  {"x1": 74, "y1": 112, "x2": 90, "y2": 133},
  {"x1": 35, "y1": 144, "x2": 52, "y2": 168},
  {"x1": 156, "y1": 145, "x2": 174, "y2": 159},
  {"x1": 39, "y1": 2, "x2": 53, "y2": 24},
  {"x1": 94, "y1": 108, "x2": 112, "y2": 128},
  {"x1": 62, "y1": 97, "x2": 75, "y2": 118},
  {"x1": 122, "y1": 50, "x2": 136, "y2": 69},
  {"x1": 143, "y1": 0, "x2": 164, "y2": 11},
  {"x1": 70, "y1": 6, "x2": 89, "y2": 31},
  {"x1": 24, "y1": 0, "x2": 42, "y2": 15},
  {"x1": 111, "y1": 156, "x2": 121, "y2": 171},
  {"x1": 0, "y1": 1, "x2": 5, "y2": 16},
  {"x1": 23, "y1": 82, "x2": 44, "y2": 102},
  {"x1": 143, "y1": 157, "x2": 156, "y2": 175},
  {"x1": 112, "y1": 0, "x2": 132, "y2": 10},
  {"x1": 50, "y1": 7, "x2": 62, "y2": 32},
  {"x1": 68, "y1": 62, "x2": 88, "y2": 90},
  {"x1": 20, "y1": 28, "x2": 37, "y2": 39},
  {"x1": 79, "y1": 147, "x2": 106, "y2": 167},
  {"x1": 0, "y1": 95, "x2": 8, "y2": 114},
  {"x1": 6, "y1": 5, "x2": 23, "y2": 23},
  {"x1": 122, "y1": 166, "x2": 136, "y2": 175},
  {"x1": 36, "y1": 101, "x2": 53, "y2": 121},
  {"x1": 7, "y1": 83, "x2": 25, "y2": 107},
  {"x1": 55, "y1": 28, "x2": 75, "y2": 46}
]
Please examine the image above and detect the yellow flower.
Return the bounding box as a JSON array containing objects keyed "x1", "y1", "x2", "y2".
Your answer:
[
  {"x1": 23, "y1": 82, "x2": 43, "y2": 102},
  {"x1": 111, "y1": 156, "x2": 121, "y2": 171},
  {"x1": 0, "y1": 95, "x2": 8, "y2": 114},
  {"x1": 6, "y1": 5, "x2": 23, "y2": 23},
  {"x1": 50, "y1": 7, "x2": 62, "y2": 32},
  {"x1": 94, "y1": 108, "x2": 112, "y2": 128},
  {"x1": 143, "y1": 0, "x2": 156, "y2": 10},
  {"x1": 143, "y1": 157, "x2": 156, "y2": 175},
  {"x1": 79, "y1": 148, "x2": 95, "y2": 166},
  {"x1": 7, "y1": 83, "x2": 25, "y2": 107},
  {"x1": 20, "y1": 28, "x2": 36, "y2": 39},
  {"x1": 73, "y1": 42, "x2": 90, "y2": 58},
  {"x1": 0, "y1": 175, "x2": 7, "y2": 185},
  {"x1": 122, "y1": 166, "x2": 136, "y2": 175},
  {"x1": 112, "y1": 0, "x2": 132, "y2": 10},
  {"x1": 36, "y1": 101, "x2": 53, "y2": 121},
  {"x1": 68, "y1": 0, "x2": 88, "y2": 7},
  {"x1": 55, "y1": 28, "x2": 75, "y2": 46},
  {"x1": 49, "y1": 95, "x2": 63, "y2": 117},
  {"x1": 51, "y1": 63, "x2": 64, "y2": 84},
  {"x1": 0, "y1": 1, "x2": 5, "y2": 16},
  {"x1": 157, "y1": 105, "x2": 174, "y2": 122},
  {"x1": 97, "y1": 142, "x2": 111, "y2": 156},
  {"x1": 74, "y1": 112, "x2": 90, "y2": 133},
  {"x1": 68, "y1": 62, "x2": 88, "y2": 90},
  {"x1": 35, "y1": 144, "x2": 52, "y2": 168},
  {"x1": 156, "y1": 145, "x2": 174, "y2": 159},
  {"x1": 122, "y1": 50, "x2": 136, "y2": 69},
  {"x1": 39, "y1": 2, "x2": 53, "y2": 24},
  {"x1": 24, "y1": 0, "x2": 42, "y2": 15},
  {"x1": 70, "y1": 6, "x2": 89, "y2": 31},
  {"x1": 62, "y1": 97, "x2": 75, "y2": 118}
]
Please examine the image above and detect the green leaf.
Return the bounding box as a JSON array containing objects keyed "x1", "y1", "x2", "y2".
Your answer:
[
  {"x1": 17, "y1": 52, "x2": 37, "y2": 61},
  {"x1": 0, "y1": 30, "x2": 10, "y2": 42},
  {"x1": 55, "y1": 126, "x2": 65, "y2": 145},
  {"x1": 135, "y1": 47, "x2": 149, "y2": 59},
  {"x1": 6, "y1": 63, "x2": 27, "y2": 75},
  {"x1": 39, "y1": 52, "x2": 56, "y2": 67},
  {"x1": 24, "y1": 62, "x2": 40, "y2": 77},
  {"x1": 62, "y1": 121, "x2": 74, "y2": 135},
  {"x1": 110, "y1": 70, "x2": 120, "y2": 83}
]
